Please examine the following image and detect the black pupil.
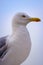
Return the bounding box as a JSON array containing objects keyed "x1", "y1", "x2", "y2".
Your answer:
[{"x1": 22, "y1": 15, "x2": 26, "y2": 17}]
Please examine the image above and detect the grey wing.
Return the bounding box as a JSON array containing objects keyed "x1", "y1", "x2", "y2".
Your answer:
[{"x1": 0, "y1": 36, "x2": 8, "y2": 58}]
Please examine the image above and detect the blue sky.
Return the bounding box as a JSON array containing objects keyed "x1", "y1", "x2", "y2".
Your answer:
[{"x1": 0, "y1": 0, "x2": 43, "y2": 65}]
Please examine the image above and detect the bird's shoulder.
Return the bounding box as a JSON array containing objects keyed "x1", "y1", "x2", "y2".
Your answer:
[{"x1": 0, "y1": 36, "x2": 8, "y2": 58}]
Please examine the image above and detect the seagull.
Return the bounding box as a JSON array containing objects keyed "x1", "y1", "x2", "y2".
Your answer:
[{"x1": 0, "y1": 12, "x2": 41, "y2": 65}]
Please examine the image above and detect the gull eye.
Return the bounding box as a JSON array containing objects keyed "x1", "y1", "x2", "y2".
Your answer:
[{"x1": 22, "y1": 15, "x2": 26, "y2": 18}]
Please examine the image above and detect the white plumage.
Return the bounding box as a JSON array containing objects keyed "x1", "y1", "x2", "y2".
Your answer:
[{"x1": 0, "y1": 12, "x2": 40, "y2": 65}]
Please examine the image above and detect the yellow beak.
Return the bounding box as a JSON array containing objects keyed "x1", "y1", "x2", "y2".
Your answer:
[{"x1": 29, "y1": 17, "x2": 41, "y2": 22}]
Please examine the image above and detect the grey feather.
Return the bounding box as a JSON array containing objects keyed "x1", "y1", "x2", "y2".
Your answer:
[{"x1": 0, "y1": 36, "x2": 8, "y2": 58}]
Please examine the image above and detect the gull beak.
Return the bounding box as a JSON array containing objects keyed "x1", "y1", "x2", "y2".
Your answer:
[{"x1": 28, "y1": 17, "x2": 41, "y2": 22}]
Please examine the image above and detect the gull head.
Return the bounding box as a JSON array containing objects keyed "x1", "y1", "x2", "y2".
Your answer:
[{"x1": 12, "y1": 12, "x2": 41, "y2": 26}]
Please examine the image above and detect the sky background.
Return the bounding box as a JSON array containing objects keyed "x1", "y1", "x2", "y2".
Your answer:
[{"x1": 0, "y1": 0, "x2": 43, "y2": 65}]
